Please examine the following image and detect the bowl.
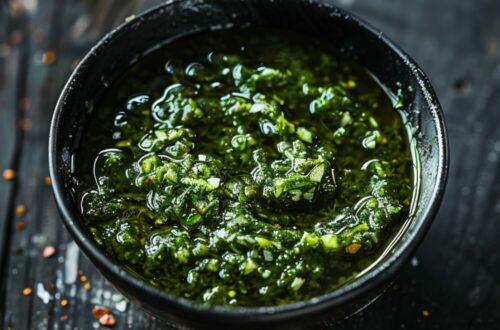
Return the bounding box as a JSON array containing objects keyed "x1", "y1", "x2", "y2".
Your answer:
[{"x1": 48, "y1": 0, "x2": 448, "y2": 328}]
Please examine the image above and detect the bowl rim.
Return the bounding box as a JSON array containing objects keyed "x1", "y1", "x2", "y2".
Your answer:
[{"x1": 48, "y1": 0, "x2": 449, "y2": 323}]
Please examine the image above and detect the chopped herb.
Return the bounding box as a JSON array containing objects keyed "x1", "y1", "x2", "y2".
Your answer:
[{"x1": 76, "y1": 29, "x2": 415, "y2": 307}]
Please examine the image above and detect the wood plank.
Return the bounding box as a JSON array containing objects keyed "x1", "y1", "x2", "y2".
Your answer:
[
  {"x1": 2, "y1": 0, "x2": 171, "y2": 329},
  {"x1": 1, "y1": 1, "x2": 59, "y2": 329},
  {"x1": 0, "y1": 2, "x2": 32, "y2": 326}
]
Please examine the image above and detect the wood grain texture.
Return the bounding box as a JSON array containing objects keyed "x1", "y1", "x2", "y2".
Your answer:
[{"x1": 1, "y1": 0, "x2": 499, "y2": 329}]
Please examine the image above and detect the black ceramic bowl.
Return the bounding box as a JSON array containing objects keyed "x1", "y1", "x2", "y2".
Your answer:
[{"x1": 49, "y1": 0, "x2": 448, "y2": 329}]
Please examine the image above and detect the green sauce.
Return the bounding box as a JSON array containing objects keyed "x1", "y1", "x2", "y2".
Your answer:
[{"x1": 76, "y1": 29, "x2": 416, "y2": 307}]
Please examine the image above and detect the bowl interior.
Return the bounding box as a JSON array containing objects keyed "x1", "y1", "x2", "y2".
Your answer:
[{"x1": 49, "y1": 0, "x2": 447, "y2": 325}]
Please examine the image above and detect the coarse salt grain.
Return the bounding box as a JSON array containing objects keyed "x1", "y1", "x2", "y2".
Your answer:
[{"x1": 43, "y1": 245, "x2": 56, "y2": 258}]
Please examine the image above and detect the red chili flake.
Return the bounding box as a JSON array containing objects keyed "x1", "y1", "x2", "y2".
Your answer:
[
  {"x1": 61, "y1": 315, "x2": 69, "y2": 321},
  {"x1": 15, "y1": 221, "x2": 25, "y2": 231},
  {"x1": 16, "y1": 118, "x2": 32, "y2": 131},
  {"x1": 346, "y1": 243, "x2": 362, "y2": 255},
  {"x1": 144, "y1": 176, "x2": 153, "y2": 185},
  {"x1": 99, "y1": 314, "x2": 116, "y2": 328},
  {"x1": 92, "y1": 306, "x2": 111, "y2": 319},
  {"x1": 10, "y1": 30, "x2": 23, "y2": 44},
  {"x1": 60, "y1": 298, "x2": 69, "y2": 307},
  {"x1": 79, "y1": 274, "x2": 87, "y2": 282},
  {"x1": 42, "y1": 51, "x2": 57, "y2": 65},
  {"x1": 48, "y1": 282, "x2": 56, "y2": 289},
  {"x1": 42, "y1": 245, "x2": 56, "y2": 258},
  {"x1": 44, "y1": 176, "x2": 52, "y2": 185},
  {"x1": 22, "y1": 287, "x2": 32, "y2": 296},
  {"x1": 15, "y1": 204, "x2": 27, "y2": 217},
  {"x1": 18, "y1": 97, "x2": 31, "y2": 111},
  {"x1": 3, "y1": 169, "x2": 16, "y2": 181}
]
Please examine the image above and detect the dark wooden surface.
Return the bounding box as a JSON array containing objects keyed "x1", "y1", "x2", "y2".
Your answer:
[{"x1": 0, "y1": 0, "x2": 499, "y2": 329}]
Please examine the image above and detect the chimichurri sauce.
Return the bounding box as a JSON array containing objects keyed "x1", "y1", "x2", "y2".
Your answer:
[{"x1": 76, "y1": 29, "x2": 416, "y2": 307}]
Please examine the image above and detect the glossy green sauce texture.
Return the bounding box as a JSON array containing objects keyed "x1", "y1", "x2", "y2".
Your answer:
[{"x1": 77, "y1": 29, "x2": 415, "y2": 307}]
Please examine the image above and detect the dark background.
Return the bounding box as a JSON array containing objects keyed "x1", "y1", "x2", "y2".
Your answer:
[{"x1": 0, "y1": 0, "x2": 499, "y2": 329}]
